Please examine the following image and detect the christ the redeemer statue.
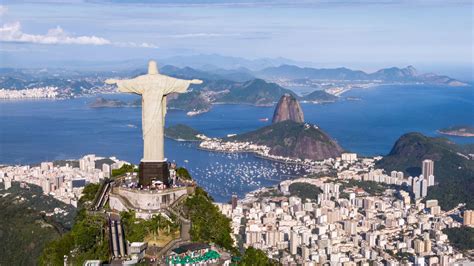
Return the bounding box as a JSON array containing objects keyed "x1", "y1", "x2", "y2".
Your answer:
[{"x1": 105, "y1": 60, "x2": 202, "y2": 186}]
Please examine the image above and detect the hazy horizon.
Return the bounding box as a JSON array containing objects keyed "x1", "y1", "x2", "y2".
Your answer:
[{"x1": 0, "y1": 0, "x2": 473, "y2": 80}]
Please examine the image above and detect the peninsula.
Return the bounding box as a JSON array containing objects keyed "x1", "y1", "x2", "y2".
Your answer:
[
  {"x1": 199, "y1": 95, "x2": 344, "y2": 161},
  {"x1": 165, "y1": 124, "x2": 202, "y2": 141},
  {"x1": 88, "y1": 97, "x2": 140, "y2": 108},
  {"x1": 438, "y1": 125, "x2": 474, "y2": 137}
]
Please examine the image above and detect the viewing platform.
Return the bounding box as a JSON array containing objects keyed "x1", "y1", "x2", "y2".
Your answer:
[{"x1": 109, "y1": 181, "x2": 194, "y2": 218}]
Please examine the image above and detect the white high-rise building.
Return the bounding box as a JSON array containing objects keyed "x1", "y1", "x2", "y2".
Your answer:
[
  {"x1": 396, "y1": 171, "x2": 404, "y2": 179},
  {"x1": 290, "y1": 230, "x2": 299, "y2": 255},
  {"x1": 341, "y1": 153, "x2": 357, "y2": 162},
  {"x1": 40, "y1": 162, "x2": 53, "y2": 171},
  {"x1": 265, "y1": 230, "x2": 279, "y2": 247},
  {"x1": 421, "y1": 179, "x2": 428, "y2": 198},
  {"x1": 412, "y1": 178, "x2": 421, "y2": 199},
  {"x1": 390, "y1": 171, "x2": 397, "y2": 178},
  {"x1": 246, "y1": 231, "x2": 261, "y2": 246},
  {"x1": 54, "y1": 176, "x2": 64, "y2": 189},
  {"x1": 42, "y1": 179, "x2": 51, "y2": 194},
  {"x1": 415, "y1": 256, "x2": 425, "y2": 266},
  {"x1": 79, "y1": 159, "x2": 86, "y2": 171},
  {"x1": 422, "y1": 159, "x2": 434, "y2": 181},
  {"x1": 4, "y1": 178, "x2": 11, "y2": 190},
  {"x1": 344, "y1": 220, "x2": 357, "y2": 235},
  {"x1": 428, "y1": 175, "x2": 435, "y2": 186},
  {"x1": 102, "y1": 164, "x2": 111, "y2": 178},
  {"x1": 366, "y1": 232, "x2": 377, "y2": 246}
]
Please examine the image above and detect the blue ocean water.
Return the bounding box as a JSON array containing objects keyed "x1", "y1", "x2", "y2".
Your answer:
[{"x1": 1, "y1": 84, "x2": 473, "y2": 201}]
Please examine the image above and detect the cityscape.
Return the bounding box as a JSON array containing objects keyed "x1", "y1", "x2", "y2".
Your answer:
[{"x1": 1, "y1": 146, "x2": 472, "y2": 264}]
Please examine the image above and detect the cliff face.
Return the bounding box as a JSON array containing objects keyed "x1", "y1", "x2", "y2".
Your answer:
[
  {"x1": 272, "y1": 94, "x2": 304, "y2": 123},
  {"x1": 230, "y1": 120, "x2": 344, "y2": 161}
]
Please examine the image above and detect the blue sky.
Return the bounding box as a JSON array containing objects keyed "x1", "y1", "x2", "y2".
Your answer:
[{"x1": 0, "y1": 0, "x2": 472, "y2": 78}]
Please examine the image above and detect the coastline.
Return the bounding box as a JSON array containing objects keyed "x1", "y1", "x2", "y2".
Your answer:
[
  {"x1": 437, "y1": 130, "x2": 474, "y2": 138},
  {"x1": 197, "y1": 145, "x2": 310, "y2": 166},
  {"x1": 165, "y1": 136, "x2": 200, "y2": 142}
]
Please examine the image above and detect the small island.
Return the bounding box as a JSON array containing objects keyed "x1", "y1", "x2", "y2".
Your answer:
[
  {"x1": 89, "y1": 97, "x2": 140, "y2": 108},
  {"x1": 301, "y1": 90, "x2": 338, "y2": 103},
  {"x1": 165, "y1": 124, "x2": 202, "y2": 141},
  {"x1": 438, "y1": 125, "x2": 474, "y2": 137}
]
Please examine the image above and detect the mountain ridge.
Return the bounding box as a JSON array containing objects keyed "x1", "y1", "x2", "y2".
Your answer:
[
  {"x1": 376, "y1": 132, "x2": 474, "y2": 210},
  {"x1": 257, "y1": 64, "x2": 468, "y2": 86}
]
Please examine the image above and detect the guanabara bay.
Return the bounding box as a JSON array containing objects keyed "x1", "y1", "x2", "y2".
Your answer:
[{"x1": 0, "y1": 1, "x2": 473, "y2": 265}]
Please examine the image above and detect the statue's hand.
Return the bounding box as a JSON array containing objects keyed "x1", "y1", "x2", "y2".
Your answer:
[
  {"x1": 190, "y1": 79, "x2": 203, "y2": 85},
  {"x1": 105, "y1": 79, "x2": 118, "y2": 85}
]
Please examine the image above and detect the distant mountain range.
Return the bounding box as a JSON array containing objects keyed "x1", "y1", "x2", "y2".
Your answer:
[
  {"x1": 166, "y1": 77, "x2": 338, "y2": 113},
  {"x1": 161, "y1": 63, "x2": 468, "y2": 114},
  {"x1": 160, "y1": 54, "x2": 312, "y2": 71},
  {"x1": 257, "y1": 65, "x2": 468, "y2": 86},
  {"x1": 1, "y1": 62, "x2": 468, "y2": 90},
  {"x1": 216, "y1": 79, "x2": 295, "y2": 105},
  {"x1": 82, "y1": 62, "x2": 468, "y2": 114},
  {"x1": 160, "y1": 63, "x2": 469, "y2": 86},
  {"x1": 160, "y1": 65, "x2": 252, "y2": 83},
  {"x1": 0, "y1": 69, "x2": 100, "y2": 92},
  {"x1": 1, "y1": 61, "x2": 469, "y2": 114}
]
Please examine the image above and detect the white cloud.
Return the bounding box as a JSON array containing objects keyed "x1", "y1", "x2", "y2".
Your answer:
[
  {"x1": 139, "y1": 42, "x2": 159, "y2": 48},
  {"x1": 0, "y1": 22, "x2": 110, "y2": 45},
  {"x1": 0, "y1": 21, "x2": 158, "y2": 48},
  {"x1": 116, "y1": 41, "x2": 159, "y2": 49}
]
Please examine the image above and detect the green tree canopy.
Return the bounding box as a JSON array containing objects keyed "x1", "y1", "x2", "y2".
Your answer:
[
  {"x1": 39, "y1": 184, "x2": 108, "y2": 265},
  {"x1": 112, "y1": 164, "x2": 137, "y2": 177},
  {"x1": 184, "y1": 187, "x2": 235, "y2": 252},
  {"x1": 443, "y1": 227, "x2": 474, "y2": 251},
  {"x1": 240, "y1": 247, "x2": 278, "y2": 266},
  {"x1": 177, "y1": 167, "x2": 192, "y2": 180}
]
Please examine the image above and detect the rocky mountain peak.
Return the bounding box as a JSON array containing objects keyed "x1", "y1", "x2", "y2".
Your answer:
[
  {"x1": 272, "y1": 94, "x2": 304, "y2": 123},
  {"x1": 403, "y1": 65, "x2": 418, "y2": 76}
]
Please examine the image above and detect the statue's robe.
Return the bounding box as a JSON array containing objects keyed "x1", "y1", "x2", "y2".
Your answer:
[{"x1": 114, "y1": 74, "x2": 193, "y2": 162}]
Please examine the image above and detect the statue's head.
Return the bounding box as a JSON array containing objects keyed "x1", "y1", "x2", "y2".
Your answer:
[{"x1": 148, "y1": 60, "x2": 159, "y2": 75}]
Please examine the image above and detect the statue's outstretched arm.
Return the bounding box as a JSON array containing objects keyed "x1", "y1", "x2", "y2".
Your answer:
[
  {"x1": 163, "y1": 77, "x2": 203, "y2": 95},
  {"x1": 105, "y1": 78, "x2": 144, "y2": 94},
  {"x1": 105, "y1": 79, "x2": 119, "y2": 85},
  {"x1": 190, "y1": 79, "x2": 203, "y2": 85}
]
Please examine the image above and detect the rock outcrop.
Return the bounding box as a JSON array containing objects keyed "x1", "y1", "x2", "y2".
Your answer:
[
  {"x1": 272, "y1": 94, "x2": 304, "y2": 123},
  {"x1": 230, "y1": 94, "x2": 343, "y2": 160},
  {"x1": 230, "y1": 120, "x2": 344, "y2": 161}
]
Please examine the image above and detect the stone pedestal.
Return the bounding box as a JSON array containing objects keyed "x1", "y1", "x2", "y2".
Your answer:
[{"x1": 139, "y1": 161, "x2": 169, "y2": 187}]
